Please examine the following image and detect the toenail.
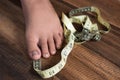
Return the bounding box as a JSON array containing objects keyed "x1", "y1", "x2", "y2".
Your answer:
[
  {"x1": 57, "y1": 45, "x2": 61, "y2": 49},
  {"x1": 44, "y1": 53, "x2": 50, "y2": 58},
  {"x1": 30, "y1": 51, "x2": 39, "y2": 57},
  {"x1": 51, "y1": 51, "x2": 56, "y2": 55}
]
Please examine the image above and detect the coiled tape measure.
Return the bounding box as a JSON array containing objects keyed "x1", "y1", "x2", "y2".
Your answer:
[{"x1": 33, "y1": 6, "x2": 111, "y2": 79}]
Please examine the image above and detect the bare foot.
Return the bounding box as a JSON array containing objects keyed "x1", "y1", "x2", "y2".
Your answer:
[{"x1": 21, "y1": 0, "x2": 63, "y2": 60}]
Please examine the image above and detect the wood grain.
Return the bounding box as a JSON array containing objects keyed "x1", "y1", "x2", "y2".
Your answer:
[{"x1": 0, "y1": 0, "x2": 120, "y2": 80}]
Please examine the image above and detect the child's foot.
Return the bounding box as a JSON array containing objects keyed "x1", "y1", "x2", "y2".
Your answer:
[{"x1": 21, "y1": 0, "x2": 63, "y2": 60}]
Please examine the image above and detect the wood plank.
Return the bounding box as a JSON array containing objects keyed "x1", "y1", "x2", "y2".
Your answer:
[
  {"x1": 51, "y1": 0, "x2": 120, "y2": 66},
  {"x1": 0, "y1": 0, "x2": 120, "y2": 80},
  {"x1": 57, "y1": 45, "x2": 120, "y2": 80},
  {"x1": 63, "y1": 0, "x2": 120, "y2": 27}
]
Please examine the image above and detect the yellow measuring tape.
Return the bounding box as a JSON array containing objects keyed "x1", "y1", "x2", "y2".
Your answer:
[{"x1": 33, "y1": 6, "x2": 111, "y2": 79}]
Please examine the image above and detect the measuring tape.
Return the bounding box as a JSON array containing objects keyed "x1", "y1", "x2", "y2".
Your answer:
[{"x1": 33, "y1": 6, "x2": 111, "y2": 79}]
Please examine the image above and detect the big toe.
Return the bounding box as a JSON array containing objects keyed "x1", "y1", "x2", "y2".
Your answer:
[{"x1": 27, "y1": 38, "x2": 41, "y2": 60}]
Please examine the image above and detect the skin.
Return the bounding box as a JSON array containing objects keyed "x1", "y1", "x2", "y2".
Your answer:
[{"x1": 20, "y1": 0, "x2": 63, "y2": 60}]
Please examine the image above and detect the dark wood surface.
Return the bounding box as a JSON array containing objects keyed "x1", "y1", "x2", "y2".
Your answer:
[{"x1": 0, "y1": 0, "x2": 120, "y2": 80}]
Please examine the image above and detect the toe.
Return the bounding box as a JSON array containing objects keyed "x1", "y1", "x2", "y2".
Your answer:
[
  {"x1": 59, "y1": 25, "x2": 64, "y2": 39},
  {"x1": 39, "y1": 38, "x2": 50, "y2": 58},
  {"x1": 54, "y1": 33, "x2": 62, "y2": 49},
  {"x1": 27, "y1": 38, "x2": 41, "y2": 60},
  {"x1": 48, "y1": 37, "x2": 56, "y2": 55},
  {"x1": 58, "y1": 32, "x2": 63, "y2": 41}
]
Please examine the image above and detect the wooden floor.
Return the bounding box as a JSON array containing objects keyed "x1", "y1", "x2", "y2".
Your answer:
[{"x1": 0, "y1": 0, "x2": 120, "y2": 80}]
